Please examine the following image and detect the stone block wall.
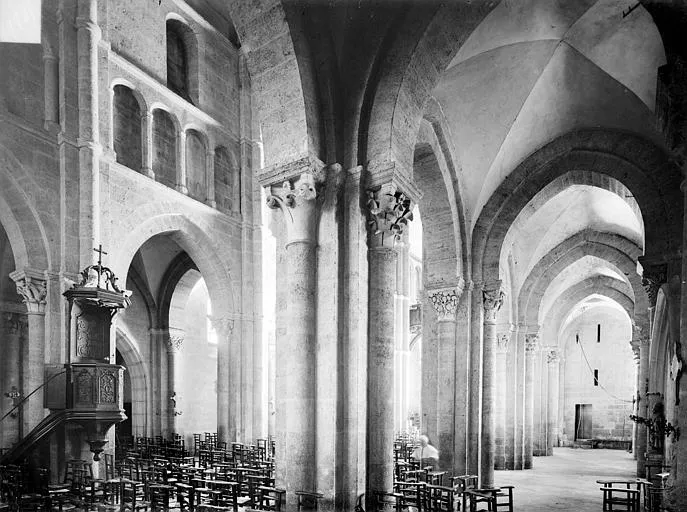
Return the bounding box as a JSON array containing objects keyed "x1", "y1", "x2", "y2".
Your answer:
[{"x1": 560, "y1": 305, "x2": 635, "y2": 444}]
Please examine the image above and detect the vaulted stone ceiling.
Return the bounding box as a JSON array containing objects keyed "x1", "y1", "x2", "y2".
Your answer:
[
  {"x1": 432, "y1": 0, "x2": 666, "y2": 226},
  {"x1": 502, "y1": 185, "x2": 643, "y2": 291}
]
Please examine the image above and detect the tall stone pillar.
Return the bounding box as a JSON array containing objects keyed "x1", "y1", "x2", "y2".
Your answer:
[
  {"x1": 428, "y1": 285, "x2": 462, "y2": 473},
  {"x1": 453, "y1": 284, "x2": 472, "y2": 476},
  {"x1": 265, "y1": 170, "x2": 324, "y2": 508},
  {"x1": 75, "y1": 0, "x2": 101, "y2": 265},
  {"x1": 210, "y1": 317, "x2": 235, "y2": 443},
  {"x1": 636, "y1": 335, "x2": 651, "y2": 477},
  {"x1": 524, "y1": 332, "x2": 539, "y2": 469},
  {"x1": 480, "y1": 283, "x2": 504, "y2": 488},
  {"x1": 630, "y1": 341, "x2": 640, "y2": 461},
  {"x1": 494, "y1": 330, "x2": 509, "y2": 469},
  {"x1": 467, "y1": 286, "x2": 482, "y2": 475},
  {"x1": 1, "y1": 313, "x2": 25, "y2": 447},
  {"x1": 43, "y1": 40, "x2": 59, "y2": 131},
  {"x1": 546, "y1": 349, "x2": 560, "y2": 456},
  {"x1": 640, "y1": 265, "x2": 665, "y2": 478},
  {"x1": 165, "y1": 329, "x2": 184, "y2": 435},
  {"x1": 10, "y1": 269, "x2": 48, "y2": 434},
  {"x1": 365, "y1": 184, "x2": 414, "y2": 508}
]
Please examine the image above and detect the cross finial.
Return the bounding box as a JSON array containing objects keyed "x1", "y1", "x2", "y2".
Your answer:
[{"x1": 93, "y1": 244, "x2": 108, "y2": 288}]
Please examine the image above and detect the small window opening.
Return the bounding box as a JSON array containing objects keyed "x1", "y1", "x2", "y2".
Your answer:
[
  {"x1": 575, "y1": 333, "x2": 579, "y2": 344},
  {"x1": 597, "y1": 324, "x2": 601, "y2": 343},
  {"x1": 594, "y1": 369, "x2": 599, "y2": 386}
]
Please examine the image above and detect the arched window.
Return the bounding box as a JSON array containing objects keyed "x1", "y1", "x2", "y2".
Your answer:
[
  {"x1": 113, "y1": 85, "x2": 142, "y2": 172},
  {"x1": 166, "y1": 20, "x2": 194, "y2": 104},
  {"x1": 152, "y1": 109, "x2": 177, "y2": 189},
  {"x1": 214, "y1": 146, "x2": 240, "y2": 214},
  {"x1": 185, "y1": 130, "x2": 206, "y2": 201}
]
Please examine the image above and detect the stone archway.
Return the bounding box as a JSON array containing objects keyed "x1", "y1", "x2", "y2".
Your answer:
[{"x1": 116, "y1": 328, "x2": 150, "y2": 438}]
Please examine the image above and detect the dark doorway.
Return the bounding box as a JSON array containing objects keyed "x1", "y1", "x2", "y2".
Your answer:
[{"x1": 575, "y1": 404, "x2": 593, "y2": 440}]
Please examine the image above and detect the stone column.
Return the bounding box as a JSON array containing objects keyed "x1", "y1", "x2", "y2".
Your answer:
[
  {"x1": 494, "y1": 330, "x2": 509, "y2": 469},
  {"x1": 10, "y1": 269, "x2": 48, "y2": 434},
  {"x1": 524, "y1": 332, "x2": 539, "y2": 469},
  {"x1": 210, "y1": 317, "x2": 235, "y2": 443},
  {"x1": 165, "y1": 328, "x2": 184, "y2": 435},
  {"x1": 177, "y1": 130, "x2": 188, "y2": 194},
  {"x1": 1, "y1": 313, "x2": 25, "y2": 447},
  {"x1": 76, "y1": 0, "x2": 102, "y2": 266},
  {"x1": 428, "y1": 285, "x2": 461, "y2": 473},
  {"x1": 546, "y1": 349, "x2": 560, "y2": 456},
  {"x1": 266, "y1": 171, "x2": 324, "y2": 508},
  {"x1": 365, "y1": 185, "x2": 414, "y2": 508},
  {"x1": 141, "y1": 111, "x2": 154, "y2": 179},
  {"x1": 630, "y1": 341, "x2": 640, "y2": 460},
  {"x1": 43, "y1": 40, "x2": 59, "y2": 131},
  {"x1": 636, "y1": 335, "x2": 651, "y2": 477},
  {"x1": 453, "y1": 283, "x2": 472, "y2": 476},
  {"x1": 206, "y1": 149, "x2": 216, "y2": 207},
  {"x1": 480, "y1": 283, "x2": 504, "y2": 488}
]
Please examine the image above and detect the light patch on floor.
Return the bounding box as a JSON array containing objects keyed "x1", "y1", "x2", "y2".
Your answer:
[{"x1": 494, "y1": 447, "x2": 635, "y2": 511}]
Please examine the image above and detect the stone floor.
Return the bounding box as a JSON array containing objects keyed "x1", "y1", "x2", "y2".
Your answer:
[{"x1": 494, "y1": 447, "x2": 636, "y2": 512}]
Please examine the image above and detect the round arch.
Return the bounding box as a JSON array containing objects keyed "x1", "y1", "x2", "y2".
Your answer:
[
  {"x1": 518, "y1": 231, "x2": 646, "y2": 328},
  {"x1": 221, "y1": 1, "x2": 320, "y2": 167},
  {"x1": 116, "y1": 327, "x2": 150, "y2": 437},
  {"x1": 0, "y1": 143, "x2": 50, "y2": 270},
  {"x1": 542, "y1": 278, "x2": 635, "y2": 349},
  {"x1": 110, "y1": 213, "x2": 236, "y2": 317},
  {"x1": 473, "y1": 130, "x2": 681, "y2": 287}
]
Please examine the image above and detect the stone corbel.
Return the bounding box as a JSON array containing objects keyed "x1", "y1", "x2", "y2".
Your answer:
[
  {"x1": 10, "y1": 268, "x2": 48, "y2": 314},
  {"x1": 482, "y1": 281, "x2": 504, "y2": 323}
]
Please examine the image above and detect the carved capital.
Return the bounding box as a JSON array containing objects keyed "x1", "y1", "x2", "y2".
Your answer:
[
  {"x1": 428, "y1": 287, "x2": 460, "y2": 322},
  {"x1": 496, "y1": 332, "x2": 510, "y2": 354},
  {"x1": 365, "y1": 184, "x2": 414, "y2": 249},
  {"x1": 546, "y1": 348, "x2": 560, "y2": 364},
  {"x1": 525, "y1": 333, "x2": 540, "y2": 354},
  {"x1": 482, "y1": 282, "x2": 504, "y2": 323},
  {"x1": 166, "y1": 328, "x2": 185, "y2": 354},
  {"x1": 266, "y1": 171, "x2": 325, "y2": 245},
  {"x1": 10, "y1": 268, "x2": 47, "y2": 314},
  {"x1": 642, "y1": 265, "x2": 667, "y2": 308},
  {"x1": 210, "y1": 316, "x2": 235, "y2": 341}
]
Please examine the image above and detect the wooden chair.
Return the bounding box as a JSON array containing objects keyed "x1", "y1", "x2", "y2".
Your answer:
[
  {"x1": 464, "y1": 489, "x2": 496, "y2": 512},
  {"x1": 295, "y1": 490, "x2": 324, "y2": 511},
  {"x1": 258, "y1": 486, "x2": 286, "y2": 511},
  {"x1": 394, "y1": 482, "x2": 426, "y2": 512},
  {"x1": 425, "y1": 484, "x2": 454, "y2": 512},
  {"x1": 121, "y1": 478, "x2": 151, "y2": 511}
]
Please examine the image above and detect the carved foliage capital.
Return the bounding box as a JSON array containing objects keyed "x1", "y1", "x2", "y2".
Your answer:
[
  {"x1": 10, "y1": 269, "x2": 47, "y2": 314},
  {"x1": 642, "y1": 265, "x2": 666, "y2": 308},
  {"x1": 547, "y1": 348, "x2": 560, "y2": 364},
  {"x1": 482, "y1": 283, "x2": 504, "y2": 323},
  {"x1": 266, "y1": 171, "x2": 324, "y2": 244},
  {"x1": 365, "y1": 185, "x2": 414, "y2": 249},
  {"x1": 525, "y1": 333, "x2": 540, "y2": 354},
  {"x1": 166, "y1": 329, "x2": 185, "y2": 353},
  {"x1": 428, "y1": 287, "x2": 460, "y2": 322},
  {"x1": 210, "y1": 316, "x2": 235, "y2": 341}
]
